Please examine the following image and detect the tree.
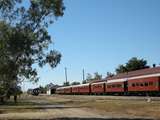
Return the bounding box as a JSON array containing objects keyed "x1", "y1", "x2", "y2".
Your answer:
[
  {"x1": 39, "y1": 86, "x2": 47, "y2": 94},
  {"x1": 63, "y1": 81, "x2": 70, "y2": 86},
  {"x1": 0, "y1": 0, "x2": 65, "y2": 102},
  {"x1": 84, "y1": 72, "x2": 102, "y2": 83},
  {"x1": 106, "y1": 72, "x2": 114, "y2": 78},
  {"x1": 116, "y1": 57, "x2": 150, "y2": 74},
  {"x1": 71, "y1": 81, "x2": 80, "y2": 85},
  {"x1": 93, "y1": 72, "x2": 102, "y2": 80},
  {"x1": 116, "y1": 65, "x2": 127, "y2": 74},
  {"x1": 86, "y1": 73, "x2": 93, "y2": 81},
  {"x1": 84, "y1": 73, "x2": 94, "y2": 83},
  {"x1": 82, "y1": 80, "x2": 87, "y2": 84}
]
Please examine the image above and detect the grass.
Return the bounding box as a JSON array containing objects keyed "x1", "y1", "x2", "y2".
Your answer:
[
  {"x1": 0, "y1": 94, "x2": 160, "y2": 119},
  {"x1": 0, "y1": 95, "x2": 49, "y2": 113},
  {"x1": 42, "y1": 95, "x2": 160, "y2": 119},
  {"x1": 77, "y1": 99, "x2": 160, "y2": 118}
]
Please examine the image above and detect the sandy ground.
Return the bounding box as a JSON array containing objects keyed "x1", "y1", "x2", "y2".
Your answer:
[{"x1": 0, "y1": 94, "x2": 159, "y2": 120}]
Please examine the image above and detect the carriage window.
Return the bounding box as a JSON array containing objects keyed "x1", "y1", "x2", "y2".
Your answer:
[
  {"x1": 117, "y1": 84, "x2": 122, "y2": 88},
  {"x1": 99, "y1": 85, "x2": 102, "y2": 88},
  {"x1": 145, "y1": 82, "x2": 148, "y2": 86},
  {"x1": 153, "y1": 82, "x2": 157, "y2": 86},
  {"x1": 149, "y1": 82, "x2": 153, "y2": 86},
  {"x1": 140, "y1": 83, "x2": 144, "y2": 86},
  {"x1": 136, "y1": 83, "x2": 139, "y2": 86},
  {"x1": 132, "y1": 83, "x2": 135, "y2": 87}
]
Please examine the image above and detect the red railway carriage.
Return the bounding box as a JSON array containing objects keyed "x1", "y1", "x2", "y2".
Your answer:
[
  {"x1": 55, "y1": 67, "x2": 160, "y2": 96},
  {"x1": 71, "y1": 85, "x2": 79, "y2": 94},
  {"x1": 128, "y1": 74, "x2": 160, "y2": 92},
  {"x1": 78, "y1": 83, "x2": 90, "y2": 94},
  {"x1": 105, "y1": 79, "x2": 127, "y2": 93},
  {"x1": 91, "y1": 82, "x2": 106, "y2": 94},
  {"x1": 63, "y1": 86, "x2": 72, "y2": 94},
  {"x1": 56, "y1": 87, "x2": 65, "y2": 94}
]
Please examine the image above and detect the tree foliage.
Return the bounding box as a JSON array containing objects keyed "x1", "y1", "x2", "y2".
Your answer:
[
  {"x1": 106, "y1": 72, "x2": 114, "y2": 78},
  {"x1": 63, "y1": 81, "x2": 70, "y2": 86},
  {"x1": 116, "y1": 57, "x2": 149, "y2": 74},
  {"x1": 82, "y1": 80, "x2": 87, "y2": 84},
  {"x1": 71, "y1": 81, "x2": 80, "y2": 85},
  {"x1": 93, "y1": 72, "x2": 102, "y2": 80},
  {"x1": 83, "y1": 72, "x2": 102, "y2": 83},
  {"x1": 0, "y1": 0, "x2": 65, "y2": 100},
  {"x1": 86, "y1": 73, "x2": 93, "y2": 81},
  {"x1": 39, "y1": 86, "x2": 47, "y2": 94}
]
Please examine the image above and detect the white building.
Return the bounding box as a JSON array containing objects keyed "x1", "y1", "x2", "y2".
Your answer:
[{"x1": 46, "y1": 84, "x2": 59, "y2": 95}]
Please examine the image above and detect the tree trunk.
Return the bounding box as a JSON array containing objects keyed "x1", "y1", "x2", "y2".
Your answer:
[
  {"x1": 0, "y1": 97, "x2": 4, "y2": 103},
  {"x1": 14, "y1": 95, "x2": 17, "y2": 103},
  {"x1": 7, "y1": 95, "x2": 10, "y2": 100}
]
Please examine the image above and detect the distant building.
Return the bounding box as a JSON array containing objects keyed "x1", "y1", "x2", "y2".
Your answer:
[{"x1": 46, "y1": 83, "x2": 59, "y2": 95}]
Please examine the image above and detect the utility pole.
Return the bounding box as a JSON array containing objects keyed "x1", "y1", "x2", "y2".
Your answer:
[
  {"x1": 82, "y1": 69, "x2": 85, "y2": 81},
  {"x1": 65, "y1": 67, "x2": 68, "y2": 83}
]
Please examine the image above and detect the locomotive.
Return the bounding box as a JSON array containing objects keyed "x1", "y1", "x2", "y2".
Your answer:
[
  {"x1": 56, "y1": 67, "x2": 160, "y2": 96},
  {"x1": 27, "y1": 88, "x2": 40, "y2": 96}
]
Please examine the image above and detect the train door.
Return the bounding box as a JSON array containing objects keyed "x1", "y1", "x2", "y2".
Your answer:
[
  {"x1": 124, "y1": 81, "x2": 128, "y2": 95},
  {"x1": 159, "y1": 77, "x2": 160, "y2": 92},
  {"x1": 51, "y1": 88, "x2": 56, "y2": 94},
  {"x1": 103, "y1": 83, "x2": 106, "y2": 93},
  {"x1": 89, "y1": 84, "x2": 91, "y2": 95}
]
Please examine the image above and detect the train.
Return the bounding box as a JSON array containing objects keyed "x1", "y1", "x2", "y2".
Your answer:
[
  {"x1": 27, "y1": 88, "x2": 40, "y2": 96},
  {"x1": 56, "y1": 67, "x2": 160, "y2": 96}
]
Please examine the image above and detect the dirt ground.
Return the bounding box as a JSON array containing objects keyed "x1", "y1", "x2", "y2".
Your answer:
[{"x1": 0, "y1": 94, "x2": 160, "y2": 120}]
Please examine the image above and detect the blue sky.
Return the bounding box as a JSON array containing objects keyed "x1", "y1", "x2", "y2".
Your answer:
[{"x1": 24, "y1": 0, "x2": 160, "y2": 90}]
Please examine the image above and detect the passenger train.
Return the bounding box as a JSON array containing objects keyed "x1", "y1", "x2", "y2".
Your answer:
[{"x1": 56, "y1": 67, "x2": 160, "y2": 96}]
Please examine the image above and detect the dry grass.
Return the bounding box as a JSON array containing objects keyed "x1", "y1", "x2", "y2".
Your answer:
[
  {"x1": 43, "y1": 95, "x2": 160, "y2": 119},
  {"x1": 0, "y1": 94, "x2": 160, "y2": 119},
  {"x1": 76, "y1": 99, "x2": 160, "y2": 118}
]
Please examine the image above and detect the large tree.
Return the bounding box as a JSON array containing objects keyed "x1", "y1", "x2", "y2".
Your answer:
[
  {"x1": 0, "y1": 0, "x2": 65, "y2": 101},
  {"x1": 116, "y1": 57, "x2": 150, "y2": 74}
]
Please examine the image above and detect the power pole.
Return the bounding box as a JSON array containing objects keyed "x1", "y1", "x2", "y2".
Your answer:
[
  {"x1": 82, "y1": 69, "x2": 85, "y2": 81},
  {"x1": 65, "y1": 67, "x2": 68, "y2": 83}
]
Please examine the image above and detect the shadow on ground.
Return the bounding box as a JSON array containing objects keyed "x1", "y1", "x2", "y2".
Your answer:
[
  {"x1": 6, "y1": 118, "x2": 153, "y2": 120},
  {"x1": 0, "y1": 105, "x2": 82, "y2": 110}
]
